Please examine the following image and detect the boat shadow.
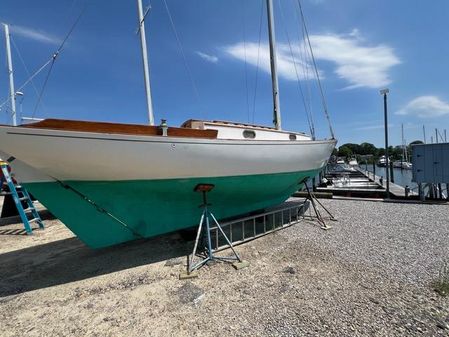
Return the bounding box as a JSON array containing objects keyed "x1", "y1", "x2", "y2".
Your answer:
[{"x1": 0, "y1": 231, "x2": 193, "y2": 298}]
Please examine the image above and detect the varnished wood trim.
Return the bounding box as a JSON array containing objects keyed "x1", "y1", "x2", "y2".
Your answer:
[{"x1": 22, "y1": 119, "x2": 218, "y2": 139}]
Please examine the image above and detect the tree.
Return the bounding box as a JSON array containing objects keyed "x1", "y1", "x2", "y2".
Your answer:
[
  {"x1": 359, "y1": 142, "x2": 378, "y2": 156},
  {"x1": 338, "y1": 145, "x2": 353, "y2": 158}
]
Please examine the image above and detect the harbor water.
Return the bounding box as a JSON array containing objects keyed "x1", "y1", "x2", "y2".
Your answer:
[{"x1": 364, "y1": 165, "x2": 417, "y2": 191}]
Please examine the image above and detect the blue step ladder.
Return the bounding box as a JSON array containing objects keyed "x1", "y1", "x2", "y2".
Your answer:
[{"x1": 0, "y1": 161, "x2": 44, "y2": 234}]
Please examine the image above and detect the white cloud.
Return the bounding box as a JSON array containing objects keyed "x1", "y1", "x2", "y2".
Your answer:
[
  {"x1": 396, "y1": 96, "x2": 449, "y2": 118},
  {"x1": 224, "y1": 30, "x2": 400, "y2": 89},
  {"x1": 196, "y1": 51, "x2": 219, "y2": 63},
  {"x1": 308, "y1": 32, "x2": 400, "y2": 89},
  {"x1": 224, "y1": 42, "x2": 317, "y2": 81},
  {"x1": 10, "y1": 25, "x2": 61, "y2": 45}
]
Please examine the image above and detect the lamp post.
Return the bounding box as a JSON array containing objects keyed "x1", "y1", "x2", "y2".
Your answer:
[{"x1": 380, "y1": 88, "x2": 390, "y2": 199}]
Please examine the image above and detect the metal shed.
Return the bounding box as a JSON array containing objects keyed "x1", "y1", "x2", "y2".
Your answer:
[{"x1": 412, "y1": 143, "x2": 449, "y2": 184}]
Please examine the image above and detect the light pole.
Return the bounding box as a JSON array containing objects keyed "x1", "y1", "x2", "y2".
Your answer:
[{"x1": 380, "y1": 88, "x2": 390, "y2": 199}]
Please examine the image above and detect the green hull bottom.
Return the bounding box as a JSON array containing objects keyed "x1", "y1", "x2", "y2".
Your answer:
[{"x1": 24, "y1": 170, "x2": 319, "y2": 248}]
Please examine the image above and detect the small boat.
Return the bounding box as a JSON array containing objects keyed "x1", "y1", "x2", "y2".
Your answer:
[
  {"x1": 348, "y1": 158, "x2": 358, "y2": 167},
  {"x1": 393, "y1": 160, "x2": 412, "y2": 169},
  {"x1": 378, "y1": 155, "x2": 387, "y2": 167},
  {"x1": 394, "y1": 124, "x2": 412, "y2": 170}
]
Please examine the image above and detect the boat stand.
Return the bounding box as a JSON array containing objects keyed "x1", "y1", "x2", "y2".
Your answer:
[
  {"x1": 301, "y1": 178, "x2": 336, "y2": 230},
  {"x1": 180, "y1": 184, "x2": 248, "y2": 279}
]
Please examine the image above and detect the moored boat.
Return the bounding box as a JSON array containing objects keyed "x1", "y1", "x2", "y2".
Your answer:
[{"x1": 378, "y1": 155, "x2": 387, "y2": 167}]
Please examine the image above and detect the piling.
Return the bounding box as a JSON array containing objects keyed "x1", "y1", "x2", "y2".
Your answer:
[
  {"x1": 389, "y1": 161, "x2": 395, "y2": 183},
  {"x1": 418, "y1": 184, "x2": 424, "y2": 201}
]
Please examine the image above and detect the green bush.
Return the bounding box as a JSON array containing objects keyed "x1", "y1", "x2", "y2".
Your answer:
[{"x1": 433, "y1": 260, "x2": 449, "y2": 297}]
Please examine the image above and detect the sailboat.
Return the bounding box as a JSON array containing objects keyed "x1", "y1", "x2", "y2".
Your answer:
[
  {"x1": 0, "y1": 0, "x2": 336, "y2": 248},
  {"x1": 393, "y1": 124, "x2": 412, "y2": 170}
]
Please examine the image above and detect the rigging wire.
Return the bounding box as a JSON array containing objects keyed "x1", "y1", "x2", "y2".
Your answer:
[
  {"x1": 277, "y1": 0, "x2": 315, "y2": 138},
  {"x1": 0, "y1": 4, "x2": 88, "y2": 117},
  {"x1": 297, "y1": 0, "x2": 335, "y2": 139},
  {"x1": 252, "y1": 0, "x2": 265, "y2": 124},
  {"x1": 241, "y1": 1, "x2": 250, "y2": 123},
  {"x1": 31, "y1": 4, "x2": 88, "y2": 118},
  {"x1": 294, "y1": 0, "x2": 315, "y2": 136},
  {"x1": 10, "y1": 37, "x2": 48, "y2": 115},
  {"x1": 162, "y1": 0, "x2": 202, "y2": 111},
  {"x1": 0, "y1": 57, "x2": 54, "y2": 111},
  {"x1": 31, "y1": 56, "x2": 56, "y2": 118}
]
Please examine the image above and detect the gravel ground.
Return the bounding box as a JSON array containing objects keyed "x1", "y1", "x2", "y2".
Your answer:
[{"x1": 0, "y1": 198, "x2": 448, "y2": 337}]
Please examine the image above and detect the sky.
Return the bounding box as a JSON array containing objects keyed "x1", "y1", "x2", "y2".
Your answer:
[{"x1": 1, "y1": 0, "x2": 449, "y2": 147}]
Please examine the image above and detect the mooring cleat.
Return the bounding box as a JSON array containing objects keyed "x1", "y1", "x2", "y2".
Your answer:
[
  {"x1": 179, "y1": 271, "x2": 199, "y2": 280},
  {"x1": 232, "y1": 260, "x2": 250, "y2": 270}
]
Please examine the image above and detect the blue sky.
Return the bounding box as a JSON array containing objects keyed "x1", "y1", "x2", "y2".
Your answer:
[{"x1": 1, "y1": 0, "x2": 449, "y2": 147}]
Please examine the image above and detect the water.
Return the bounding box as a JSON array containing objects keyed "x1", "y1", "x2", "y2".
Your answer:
[{"x1": 363, "y1": 165, "x2": 417, "y2": 190}]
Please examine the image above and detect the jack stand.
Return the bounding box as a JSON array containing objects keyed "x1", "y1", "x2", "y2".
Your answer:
[
  {"x1": 180, "y1": 184, "x2": 248, "y2": 279},
  {"x1": 302, "y1": 179, "x2": 336, "y2": 230}
]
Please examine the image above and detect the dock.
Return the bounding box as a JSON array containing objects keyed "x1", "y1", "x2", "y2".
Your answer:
[
  {"x1": 362, "y1": 169, "x2": 416, "y2": 198},
  {"x1": 316, "y1": 166, "x2": 417, "y2": 199}
]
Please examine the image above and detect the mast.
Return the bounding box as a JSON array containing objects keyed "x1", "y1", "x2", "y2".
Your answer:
[
  {"x1": 266, "y1": 0, "x2": 281, "y2": 130},
  {"x1": 136, "y1": 0, "x2": 155, "y2": 126},
  {"x1": 3, "y1": 23, "x2": 17, "y2": 126},
  {"x1": 401, "y1": 123, "x2": 406, "y2": 162}
]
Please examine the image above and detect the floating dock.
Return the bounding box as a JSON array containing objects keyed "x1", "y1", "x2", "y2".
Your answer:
[{"x1": 317, "y1": 166, "x2": 416, "y2": 199}]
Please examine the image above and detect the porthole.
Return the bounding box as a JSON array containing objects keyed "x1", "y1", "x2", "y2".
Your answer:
[
  {"x1": 289, "y1": 134, "x2": 297, "y2": 141},
  {"x1": 243, "y1": 130, "x2": 256, "y2": 139}
]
